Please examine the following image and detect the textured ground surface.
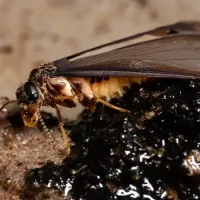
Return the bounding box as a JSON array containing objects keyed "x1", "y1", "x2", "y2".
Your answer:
[
  {"x1": 1, "y1": 0, "x2": 200, "y2": 200},
  {"x1": 1, "y1": 0, "x2": 200, "y2": 118}
]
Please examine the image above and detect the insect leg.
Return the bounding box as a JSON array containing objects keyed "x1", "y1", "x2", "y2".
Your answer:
[
  {"x1": 68, "y1": 79, "x2": 129, "y2": 113},
  {"x1": 72, "y1": 90, "x2": 129, "y2": 113},
  {"x1": 53, "y1": 104, "x2": 71, "y2": 155},
  {"x1": 95, "y1": 98, "x2": 129, "y2": 113}
]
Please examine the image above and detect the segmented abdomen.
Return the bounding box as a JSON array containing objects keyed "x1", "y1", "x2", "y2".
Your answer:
[{"x1": 90, "y1": 77, "x2": 148, "y2": 100}]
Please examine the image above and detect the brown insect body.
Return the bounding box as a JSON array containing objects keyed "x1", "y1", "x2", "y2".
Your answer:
[
  {"x1": 46, "y1": 75, "x2": 148, "y2": 108},
  {"x1": 4, "y1": 21, "x2": 200, "y2": 154},
  {"x1": 18, "y1": 64, "x2": 146, "y2": 125},
  {"x1": 48, "y1": 76, "x2": 147, "y2": 107}
]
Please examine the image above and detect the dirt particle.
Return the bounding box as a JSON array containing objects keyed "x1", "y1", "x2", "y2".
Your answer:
[
  {"x1": 136, "y1": 0, "x2": 148, "y2": 8},
  {"x1": 94, "y1": 20, "x2": 110, "y2": 35},
  {"x1": 0, "y1": 44, "x2": 13, "y2": 54},
  {"x1": 50, "y1": 33, "x2": 60, "y2": 44}
]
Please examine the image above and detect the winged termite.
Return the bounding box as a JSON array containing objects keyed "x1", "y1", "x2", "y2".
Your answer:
[{"x1": 2, "y1": 21, "x2": 200, "y2": 154}]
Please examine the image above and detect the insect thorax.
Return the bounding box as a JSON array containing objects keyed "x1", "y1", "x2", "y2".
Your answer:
[{"x1": 28, "y1": 64, "x2": 57, "y2": 86}]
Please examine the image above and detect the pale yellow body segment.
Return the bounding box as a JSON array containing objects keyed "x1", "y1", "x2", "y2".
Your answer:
[
  {"x1": 90, "y1": 77, "x2": 148, "y2": 101},
  {"x1": 47, "y1": 76, "x2": 148, "y2": 110}
]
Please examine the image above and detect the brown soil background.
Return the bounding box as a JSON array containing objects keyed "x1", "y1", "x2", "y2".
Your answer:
[{"x1": 0, "y1": 0, "x2": 200, "y2": 199}]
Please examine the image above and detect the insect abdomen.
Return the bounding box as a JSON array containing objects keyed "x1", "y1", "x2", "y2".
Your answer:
[{"x1": 90, "y1": 77, "x2": 147, "y2": 100}]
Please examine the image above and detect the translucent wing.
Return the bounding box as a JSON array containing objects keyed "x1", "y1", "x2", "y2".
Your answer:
[
  {"x1": 66, "y1": 21, "x2": 200, "y2": 60},
  {"x1": 53, "y1": 33, "x2": 200, "y2": 79}
]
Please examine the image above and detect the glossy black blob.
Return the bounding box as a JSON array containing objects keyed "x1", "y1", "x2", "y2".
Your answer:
[
  {"x1": 23, "y1": 82, "x2": 39, "y2": 102},
  {"x1": 24, "y1": 79, "x2": 200, "y2": 200}
]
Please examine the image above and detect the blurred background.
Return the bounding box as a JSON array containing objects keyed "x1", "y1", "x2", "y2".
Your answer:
[{"x1": 0, "y1": 0, "x2": 200, "y2": 118}]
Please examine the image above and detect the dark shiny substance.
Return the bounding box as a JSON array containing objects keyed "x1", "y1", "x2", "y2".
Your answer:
[
  {"x1": 23, "y1": 82, "x2": 39, "y2": 102},
  {"x1": 24, "y1": 79, "x2": 200, "y2": 199}
]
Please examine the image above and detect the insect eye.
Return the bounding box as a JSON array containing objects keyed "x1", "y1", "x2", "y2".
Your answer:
[{"x1": 24, "y1": 82, "x2": 39, "y2": 102}]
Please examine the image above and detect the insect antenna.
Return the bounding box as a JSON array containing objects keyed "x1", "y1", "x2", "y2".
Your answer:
[
  {"x1": 36, "y1": 109, "x2": 50, "y2": 134},
  {"x1": 0, "y1": 100, "x2": 18, "y2": 113}
]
